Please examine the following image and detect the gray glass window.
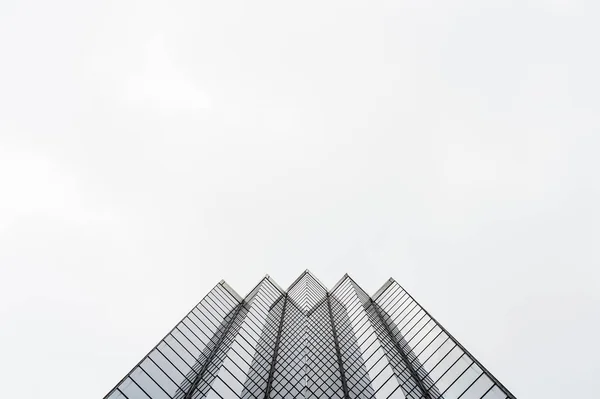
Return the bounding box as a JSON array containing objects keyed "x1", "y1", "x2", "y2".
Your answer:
[{"x1": 104, "y1": 273, "x2": 516, "y2": 399}]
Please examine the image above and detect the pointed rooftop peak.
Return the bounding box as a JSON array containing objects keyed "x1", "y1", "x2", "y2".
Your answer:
[
  {"x1": 286, "y1": 270, "x2": 327, "y2": 291},
  {"x1": 283, "y1": 270, "x2": 328, "y2": 313}
]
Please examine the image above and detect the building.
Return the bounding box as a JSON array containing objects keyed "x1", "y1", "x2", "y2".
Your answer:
[{"x1": 104, "y1": 271, "x2": 516, "y2": 399}]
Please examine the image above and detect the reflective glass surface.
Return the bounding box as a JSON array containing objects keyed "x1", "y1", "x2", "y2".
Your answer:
[{"x1": 105, "y1": 272, "x2": 515, "y2": 399}]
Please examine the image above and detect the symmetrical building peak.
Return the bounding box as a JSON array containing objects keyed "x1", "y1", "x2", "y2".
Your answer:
[{"x1": 105, "y1": 272, "x2": 516, "y2": 399}]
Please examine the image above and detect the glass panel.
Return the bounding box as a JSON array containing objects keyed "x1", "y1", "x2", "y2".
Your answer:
[
  {"x1": 106, "y1": 390, "x2": 127, "y2": 399},
  {"x1": 132, "y1": 367, "x2": 171, "y2": 399},
  {"x1": 417, "y1": 333, "x2": 450, "y2": 365},
  {"x1": 149, "y1": 349, "x2": 188, "y2": 386},
  {"x1": 164, "y1": 334, "x2": 197, "y2": 366},
  {"x1": 426, "y1": 347, "x2": 464, "y2": 382},
  {"x1": 118, "y1": 376, "x2": 150, "y2": 399},
  {"x1": 420, "y1": 339, "x2": 456, "y2": 376},
  {"x1": 141, "y1": 358, "x2": 180, "y2": 397},
  {"x1": 482, "y1": 385, "x2": 506, "y2": 399},
  {"x1": 460, "y1": 373, "x2": 494, "y2": 399},
  {"x1": 157, "y1": 342, "x2": 193, "y2": 375},
  {"x1": 441, "y1": 363, "x2": 481, "y2": 398}
]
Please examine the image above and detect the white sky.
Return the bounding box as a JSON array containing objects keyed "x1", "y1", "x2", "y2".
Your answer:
[{"x1": 0, "y1": 1, "x2": 598, "y2": 398}]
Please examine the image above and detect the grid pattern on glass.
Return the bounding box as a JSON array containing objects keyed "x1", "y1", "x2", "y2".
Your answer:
[
  {"x1": 304, "y1": 297, "x2": 345, "y2": 398},
  {"x1": 332, "y1": 275, "x2": 422, "y2": 399},
  {"x1": 268, "y1": 291, "x2": 308, "y2": 399},
  {"x1": 373, "y1": 279, "x2": 516, "y2": 399},
  {"x1": 240, "y1": 291, "x2": 287, "y2": 399},
  {"x1": 105, "y1": 281, "x2": 243, "y2": 399},
  {"x1": 104, "y1": 272, "x2": 517, "y2": 399},
  {"x1": 286, "y1": 271, "x2": 328, "y2": 314},
  {"x1": 328, "y1": 282, "x2": 379, "y2": 399},
  {"x1": 188, "y1": 278, "x2": 283, "y2": 399}
]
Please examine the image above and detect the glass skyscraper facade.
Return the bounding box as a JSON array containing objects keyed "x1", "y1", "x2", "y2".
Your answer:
[{"x1": 104, "y1": 271, "x2": 516, "y2": 399}]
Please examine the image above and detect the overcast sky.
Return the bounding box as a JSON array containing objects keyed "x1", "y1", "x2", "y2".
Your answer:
[{"x1": 0, "y1": 1, "x2": 598, "y2": 398}]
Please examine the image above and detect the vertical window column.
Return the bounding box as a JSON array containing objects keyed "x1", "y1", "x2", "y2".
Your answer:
[
  {"x1": 370, "y1": 299, "x2": 433, "y2": 399},
  {"x1": 183, "y1": 300, "x2": 245, "y2": 399},
  {"x1": 264, "y1": 294, "x2": 288, "y2": 399},
  {"x1": 326, "y1": 293, "x2": 351, "y2": 399}
]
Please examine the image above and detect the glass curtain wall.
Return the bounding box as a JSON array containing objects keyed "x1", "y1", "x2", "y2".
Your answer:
[{"x1": 104, "y1": 272, "x2": 516, "y2": 399}]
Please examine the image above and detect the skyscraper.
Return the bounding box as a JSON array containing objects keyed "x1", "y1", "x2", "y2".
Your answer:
[{"x1": 104, "y1": 271, "x2": 516, "y2": 399}]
